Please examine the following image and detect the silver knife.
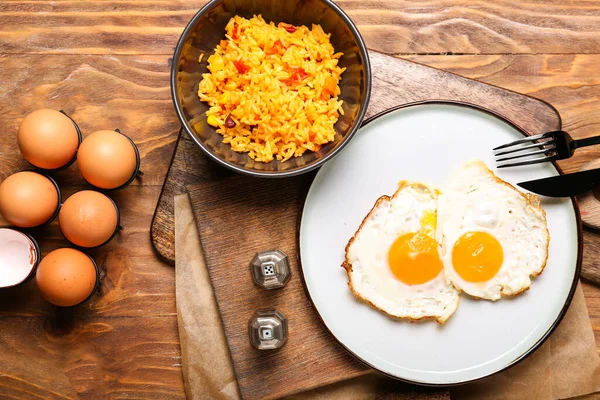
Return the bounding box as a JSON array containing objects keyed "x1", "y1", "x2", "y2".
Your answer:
[{"x1": 517, "y1": 168, "x2": 600, "y2": 197}]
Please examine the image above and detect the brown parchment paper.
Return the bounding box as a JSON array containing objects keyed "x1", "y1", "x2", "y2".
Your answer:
[
  {"x1": 454, "y1": 281, "x2": 600, "y2": 400},
  {"x1": 175, "y1": 194, "x2": 240, "y2": 400},
  {"x1": 175, "y1": 194, "x2": 600, "y2": 400}
]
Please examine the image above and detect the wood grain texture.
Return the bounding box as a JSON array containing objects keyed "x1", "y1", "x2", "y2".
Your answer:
[
  {"x1": 188, "y1": 177, "x2": 448, "y2": 400},
  {"x1": 151, "y1": 133, "x2": 232, "y2": 262},
  {"x1": 0, "y1": 188, "x2": 184, "y2": 398},
  {"x1": 0, "y1": 316, "x2": 183, "y2": 399},
  {"x1": 1, "y1": 0, "x2": 600, "y2": 397},
  {"x1": 575, "y1": 159, "x2": 600, "y2": 230},
  {"x1": 583, "y1": 279, "x2": 600, "y2": 351},
  {"x1": 0, "y1": 54, "x2": 184, "y2": 397},
  {"x1": 1, "y1": 0, "x2": 600, "y2": 55},
  {"x1": 0, "y1": 187, "x2": 178, "y2": 318},
  {"x1": 404, "y1": 54, "x2": 600, "y2": 174},
  {"x1": 0, "y1": 54, "x2": 179, "y2": 185},
  {"x1": 188, "y1": 175, "x2": 367, "y2": 400}
]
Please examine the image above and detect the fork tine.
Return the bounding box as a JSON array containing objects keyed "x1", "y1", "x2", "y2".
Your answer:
[
  {"x1": 497, "y1": 154, "x2": 558, "y2": 168},
  {"x1": 493, "y1": 132, "x2": 555, "y2": 151},
  {"x1": 494, "y1": 139, "x2": 555, "y2": 156},
  {"x1": 495, "y1": 146, "x2": 556, "y2": 162}
]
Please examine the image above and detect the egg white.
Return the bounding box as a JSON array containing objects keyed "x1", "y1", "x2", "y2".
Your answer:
[
  {"x1": 343, "y1": 182, "x2": 460, "y2": 323},
  {"x1": 436, "y1": 160, "x2": 549, "y2": 300}
]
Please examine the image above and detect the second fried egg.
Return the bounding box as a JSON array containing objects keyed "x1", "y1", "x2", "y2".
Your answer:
[{"x1": 436, "y1": 160, "x2": 549, "y2": 300}]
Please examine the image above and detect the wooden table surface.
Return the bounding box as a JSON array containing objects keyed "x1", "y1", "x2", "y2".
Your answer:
[{"x1": 1, "y1": 1, "x2": 599, "y2": 398}]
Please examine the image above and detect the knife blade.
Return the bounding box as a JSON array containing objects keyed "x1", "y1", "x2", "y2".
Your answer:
[{"x1": 517, "y1": 167, "x2": 600, "y2": 197}]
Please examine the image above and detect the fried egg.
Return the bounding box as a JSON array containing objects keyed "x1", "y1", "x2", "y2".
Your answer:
[
  {"x1": 343, "y1": 182, "x2": 460, "y2": 323},
  {"x1": 436, "y1": 160, "x2": 549, "y2": 300}
]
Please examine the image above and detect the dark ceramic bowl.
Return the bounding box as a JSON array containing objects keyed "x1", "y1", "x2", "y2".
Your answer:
[{"x1": 171, "y1": 0, "x2": 371, "y2": 177}]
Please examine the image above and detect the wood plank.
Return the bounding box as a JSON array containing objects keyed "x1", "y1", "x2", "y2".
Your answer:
[
  {"x1": 0, "y1": 0, "x2": 598, "y2": 397},
  {"x1": 0, "y1": 54, "x2": 179, "y2": 186},
  {"x1": 0, "y1": 315, "x2": 184, "y2": 399},
  {"x1": 189, "y1": 176, "x2": 369, "y2": 400},
  {"x1": 0, "y1": 0, "x2": 599, "y2": 55},
  {"x1": 583, "y1": 280, "x2": 600, "y2": 348},
  {"x1": 0, "y1": 51, "x2": 185, "y2": 399}
]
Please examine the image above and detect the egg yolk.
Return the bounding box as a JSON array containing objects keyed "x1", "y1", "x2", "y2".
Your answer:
[
  {"x1": 420, "y1": 210, "x2": 437, "y2": 237},
  {"x1": 388, "y1": 232, "x2": 442, "y2": 285},
  {"x1": 452, "y1": 232, "x2": 504, "y2": 282}
]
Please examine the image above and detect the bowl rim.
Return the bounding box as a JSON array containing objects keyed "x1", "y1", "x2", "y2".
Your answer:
[{"x1": 170, "y1": 0, "x2": 372, "y2": 178}]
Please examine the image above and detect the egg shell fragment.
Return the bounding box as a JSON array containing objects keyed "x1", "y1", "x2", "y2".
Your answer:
[{"x1": 0, "y1": 228, "x2": 38, "y2": 288}]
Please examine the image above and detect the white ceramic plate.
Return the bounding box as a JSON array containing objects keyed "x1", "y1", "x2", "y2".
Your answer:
[{"x1": 299, "y1": 102, "x2": 581, "y2": 385}]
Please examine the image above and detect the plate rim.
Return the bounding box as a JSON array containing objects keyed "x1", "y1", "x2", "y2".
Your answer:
[{"x1": 297, "y1": 99, "x2": 583, "y2": 386}]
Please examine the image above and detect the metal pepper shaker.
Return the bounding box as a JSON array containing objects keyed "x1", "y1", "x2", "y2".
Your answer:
[
  {"x1": 250, "y1": 249, "x2": 291, "y2": 290},
  {"x1": 248, "y1": 308, "x2": 288, "y2": 350}
]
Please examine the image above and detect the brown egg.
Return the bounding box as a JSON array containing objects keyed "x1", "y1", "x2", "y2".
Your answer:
[
  {"x1": 36, "y1": 248, "x2": 97, "y2": 307},
  {"x1": 59, "y1": 190, "x2": 118, "y2": 248},
  {"x1": 0, "y1": 172, "x2": 59, "y2": 228},
  {"x1": 18, "y1": 109, "x2": 80, "y2": 169},
  {"x1": 77, "y1": 130, "x2": 137, "y2": 189}
]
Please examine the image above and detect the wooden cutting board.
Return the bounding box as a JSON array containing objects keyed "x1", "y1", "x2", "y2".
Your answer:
[
  {"x1": 150, "y1": 50, "x2": 562, "y2": 264},
  {"x1": 187, "y1": 177, "x2": 453, "y2": 400}
]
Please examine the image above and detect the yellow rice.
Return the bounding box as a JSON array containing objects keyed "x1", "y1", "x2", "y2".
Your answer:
[{"x1": 198, "y1": 15, "x2": 345, "y2": 163}]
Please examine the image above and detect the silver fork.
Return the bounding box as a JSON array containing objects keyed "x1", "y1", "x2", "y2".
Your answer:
[{"x1": 493, "y1": 130, "x2": 600, "y2": 168}]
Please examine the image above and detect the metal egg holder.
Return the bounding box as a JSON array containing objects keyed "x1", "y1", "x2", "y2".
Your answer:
[
  {"x1": 2, "y1": 110, "x2": 141, "y2": 307},
  {"x1": 248, "y1": 249, "x2": 291, "y2": 350}
]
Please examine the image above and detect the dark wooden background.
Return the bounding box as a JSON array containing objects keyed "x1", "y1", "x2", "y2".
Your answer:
[{"x1": 0, "y1": 1, "x2": 599, "y2": 397}]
